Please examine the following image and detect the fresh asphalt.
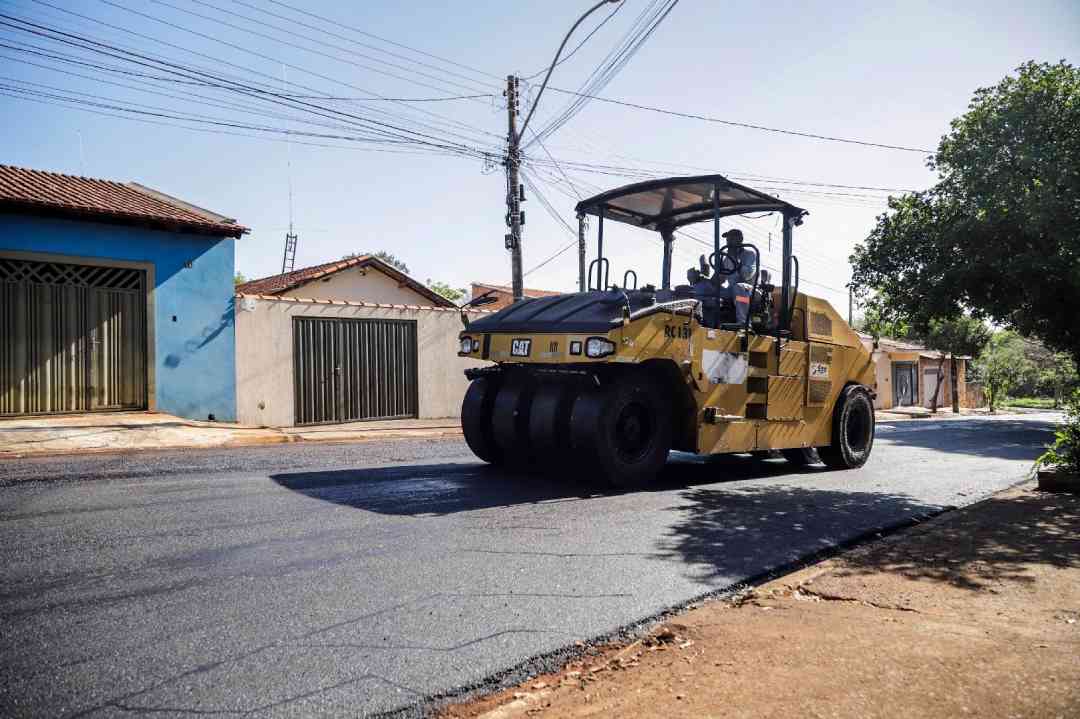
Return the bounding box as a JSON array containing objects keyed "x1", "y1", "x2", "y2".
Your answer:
[{"x1": 0, "y1": 413, "x2": 1058, "y2": 717}]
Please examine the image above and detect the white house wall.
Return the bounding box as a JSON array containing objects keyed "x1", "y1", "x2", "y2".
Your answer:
[{"x1": 235, "y1": 295, "x2": 487, "y2": 426}]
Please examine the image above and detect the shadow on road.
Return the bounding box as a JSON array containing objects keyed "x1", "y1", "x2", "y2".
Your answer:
[
  {"x1": 655, "y1": 483, "x2": 945, "y2": 583},
  {"x1": 269, "y1": 453, "x2": 824, "y2": 517}
]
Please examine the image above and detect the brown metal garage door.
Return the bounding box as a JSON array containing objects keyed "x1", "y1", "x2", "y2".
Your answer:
[
  {"x1": 293, "y1": 317, "x2": 418, "y2": 425},
  {"x1": 0, "y1": 257, "x2": 148, "y2": 415}
]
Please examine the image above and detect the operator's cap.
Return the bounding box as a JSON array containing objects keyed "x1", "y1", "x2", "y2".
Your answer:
[{"x1": 721, "y1": 229, "x2": 744, "y2": 243}]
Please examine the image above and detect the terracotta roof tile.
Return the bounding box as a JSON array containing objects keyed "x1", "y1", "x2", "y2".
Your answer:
[
  {"x1": 237, "y1": 255, "x2": 457, "y2": 308},
  {"x1": 0, "y1": 164, "x2": 247, "y2": 237}
]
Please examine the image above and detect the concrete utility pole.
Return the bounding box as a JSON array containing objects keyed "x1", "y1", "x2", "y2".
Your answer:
[{"x1": 505, "y1": 75, "x2": 524, "y2": 302}]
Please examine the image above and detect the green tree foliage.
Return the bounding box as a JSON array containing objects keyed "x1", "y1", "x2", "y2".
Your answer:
[
  {"x1": 976, "y1": 331, "x2": 1035, "y2": 412},
  {"x1": 851, "y1": 61, "x2": 1080, "y2": 364},
  {"x1": 923, "y1": 316, "x2": 991, "y2": 412},
  {"x1": 344, "y1": 251, "x2": 410, "y2": 275},
  {"x1": 1030, "y1": 345, "x2": 1079, "y2": 407},
  {"x1": 426, "y1": 280, "x2": 466, "y2": 303},
  {"x1": 234, "y1": 272, "x2": 247, "y2": 287},
  {"x1": 1037, "y1": 390, "x2": 1080, "y2": 473}
]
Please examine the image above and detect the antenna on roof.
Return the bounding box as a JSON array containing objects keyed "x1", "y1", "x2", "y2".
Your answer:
[{"x1": 281, "y1": 64, "x2": 298, "y2": 274}]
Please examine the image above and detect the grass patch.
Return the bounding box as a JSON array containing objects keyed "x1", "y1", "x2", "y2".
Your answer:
[{"x1": 1001, "y1": 396, "x2": 1057, "y2": 409}]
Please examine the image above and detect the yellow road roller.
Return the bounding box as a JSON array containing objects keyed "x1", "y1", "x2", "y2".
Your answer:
[{"x1": 458, "y1": 175, "x2": 876, "y2": 487}]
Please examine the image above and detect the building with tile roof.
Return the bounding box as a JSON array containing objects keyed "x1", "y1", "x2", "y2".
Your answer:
[
  {"x1": 469, "y1": 281, "x2": 561, "y2": 311},
  {"x1": 239, "y1": 254, "x2": 456, "y2": 308},
  {"x1": 0, "y1": 164, "x2": 245, "y2": 421}
]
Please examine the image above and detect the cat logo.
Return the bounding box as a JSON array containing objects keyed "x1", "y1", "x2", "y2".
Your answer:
[{"x1": 664, "y1": 324, "x2": 691, "y2": 340}]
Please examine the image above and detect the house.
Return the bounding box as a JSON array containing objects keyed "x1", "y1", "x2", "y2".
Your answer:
[
  {"x1": 0, "y1": 164, "x2": 247, "y2": 421},
  {"x1": 858, "y1": 333, "x2": 976, "y2": 410},
  {"x1": 239, "y1": 255, "x2": 457, "y2": 308},
  {"x1": 235, "y1": 257, "x2": 485, "y2": 427},
  {"x1": 470, "y1": 282, "x2": 561, "y2": 311}
]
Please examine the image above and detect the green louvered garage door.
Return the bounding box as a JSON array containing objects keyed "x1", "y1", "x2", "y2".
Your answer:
[
  {"x1": 0, "y1": 257, "x2": 148, "y2": 415},
  {"x1": 293, "y1": 317, "x2": 418, "y2": 425}
]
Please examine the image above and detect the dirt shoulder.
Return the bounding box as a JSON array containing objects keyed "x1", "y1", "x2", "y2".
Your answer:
[{"x1": 441, "y1": 483, "x2": 1080, "y2": 719}]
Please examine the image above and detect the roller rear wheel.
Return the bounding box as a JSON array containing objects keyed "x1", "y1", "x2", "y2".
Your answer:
[
  {"x1": 781, "y1": 447, "x2": 820, "y2": 466},
  {"x1": 818, "y1": 386, "x2": 875, "y2": 469}
]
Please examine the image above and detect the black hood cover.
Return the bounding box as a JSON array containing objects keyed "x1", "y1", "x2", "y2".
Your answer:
[{"x1": 467, "y1": 290, "x2": 646, "y2": 334}]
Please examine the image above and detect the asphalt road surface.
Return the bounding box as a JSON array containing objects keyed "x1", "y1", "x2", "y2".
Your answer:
[{"x1": 0, "y1": 413, "x2": 1058, "y2": 718}]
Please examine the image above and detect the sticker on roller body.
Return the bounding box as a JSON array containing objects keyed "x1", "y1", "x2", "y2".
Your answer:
[
  {"x1": 703, "y1": 350, "x2": 748, "y2": 384},
  {"x1": 809, "y1": 361, "x2": 830, "y2": 379}
]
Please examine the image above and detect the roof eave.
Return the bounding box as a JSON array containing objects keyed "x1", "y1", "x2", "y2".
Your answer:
[{"x1": 0, "y1": 200, "x2": 248, "y2": 238}]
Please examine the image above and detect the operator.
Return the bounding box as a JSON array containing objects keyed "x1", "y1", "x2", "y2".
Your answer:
[{"x1": 718, "y1": 229, "x2": 757, "y2": 324}]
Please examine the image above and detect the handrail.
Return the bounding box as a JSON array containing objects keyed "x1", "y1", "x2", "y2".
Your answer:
[
  {"x1": 587, "y1": 257, "x2": 610, "y2": 291},
  {"x1": 623, "y1": 269, "x2": 638, "y2": 290}
]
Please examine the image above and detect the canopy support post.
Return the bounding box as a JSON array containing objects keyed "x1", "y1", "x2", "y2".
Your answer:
[
  {"x1": 713, "y1": 184, "x2": 721, "y2": 261},
  {"x1": 661, "y1": 227, "x2": 674, "y2": 290},
  {"x1": 597, "y1": 205, "x2": 605, "y2": 266},
  {"x1": 780, "y1": 213, "x2": 793, "y2": 331},
  {"x1": 577, "y1": 213, "x2": 587, "y2": 292}
]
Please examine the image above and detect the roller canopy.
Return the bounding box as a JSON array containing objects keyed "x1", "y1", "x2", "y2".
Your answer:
[{"x1": 574, "y1": 174, "x2": 806, "y2": 231}]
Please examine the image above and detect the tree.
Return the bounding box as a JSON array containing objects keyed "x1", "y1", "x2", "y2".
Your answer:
[
  {"x1": 851, "y1": 61, "x2": 1080, "y2": 365},
  {"x1": 234, "y1": 272, "x2": 247, "y2": 287},
  {"x1": 1033, "y1": 347, "x2": 1079, "y2": 408},
  {"x1": 976, "y1": 331, "x2": 1035, "y2": 412},
  {"x1": 427, "y1": 280, "x2": 466, "y2": 303},
  {"x1": 923, "y1": 316, "x2": 991, "y2": 413},
  {"x1": 344, "y1": 250, "x2": 409, "y2": 275}
]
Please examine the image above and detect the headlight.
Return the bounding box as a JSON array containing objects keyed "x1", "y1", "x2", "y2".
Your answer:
[
  {"x1": 585, "y1": 337, "x2": 616, "y2": 358},
  {"x1": 460, "y1": 337, "x2": 474, "y2": 354}
]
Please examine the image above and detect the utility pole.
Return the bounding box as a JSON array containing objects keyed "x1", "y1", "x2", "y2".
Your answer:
[
  {"x1": 505, "y1": 75, "x2": 524, "y2": 301},
  {"x1": 848, "y1": 286, "x2": 854, "y2": 325}
]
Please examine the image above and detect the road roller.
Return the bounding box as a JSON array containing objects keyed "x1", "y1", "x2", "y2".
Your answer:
[{"x1": 458, "y1": 174, "x2": 876, "y2": 488}]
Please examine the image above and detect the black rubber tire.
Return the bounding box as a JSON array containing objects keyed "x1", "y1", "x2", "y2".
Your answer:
[
  {"x1": 751, "y1": 450, "x2": 775, "y2": 460},
  {"x1": 569, "y1": 372, "x2": 672, "y2": 489},
  {"x1": 781, "y1": 447, "x2": 820, "y2": 466},
  {"x1": 461, "y1": 377, "x2": 502, "y2": 465},
  {"x1": 491, "y1": 376, "x2": 536, "y2": 463},
  {"x1": 818, "y1": 385, "x2": 875, "y2": 469},
  {"x1": 528, "y1": 382, "x2": 577, "y2": 465}
]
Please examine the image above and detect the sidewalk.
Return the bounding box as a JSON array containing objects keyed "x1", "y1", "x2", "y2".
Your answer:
[
  {"x1": 0, "y1": 412, "x2": 462, "y2": 458},
  {"x1": 442, "y1": 482, "x2": 1080, "y2": 719}
]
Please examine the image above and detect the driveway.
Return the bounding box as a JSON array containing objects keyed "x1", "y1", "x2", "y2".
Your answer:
[{"x1": 0, "y1": 413, "x2": 1057, "y2": 717}]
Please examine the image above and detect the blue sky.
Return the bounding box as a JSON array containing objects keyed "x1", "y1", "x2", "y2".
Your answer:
[{"x1": 2, "y1": 0, "x2": 1077, "y2": 312}]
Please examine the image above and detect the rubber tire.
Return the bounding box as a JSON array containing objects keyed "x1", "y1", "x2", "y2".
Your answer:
[
  {"x1": 461, "y1": 377, "x2": 502, "y2": 465},
  {"x1": 570, "y1": 372, "x2": 672, "y2": 489},
  {"x1": 818, "y1": 386, "x2": 875, "y2": 469},
  {"x1": 491, "y1": 376, "x2": 536, "y2": 463},
  {"x1": 781, "y1": 447, "x2": 820, "y2": 466},
  {"x1": 528, "y1": 382, "x2": 577, "y2": 465}
]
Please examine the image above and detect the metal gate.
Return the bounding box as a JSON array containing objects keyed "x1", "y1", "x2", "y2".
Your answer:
[
  {"x1": 293, "y1": 317, "x2": 418, "y2": 425},
  {"x1": 892, "y1": 361, "x2": 919, "y2": 407},
  {"x1": 0, "y1": 257, "x2": 147, "y2": 415}
]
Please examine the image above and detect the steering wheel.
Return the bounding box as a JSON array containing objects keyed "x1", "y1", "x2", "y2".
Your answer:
[{"x1": 709, "y1": 247, "x2": 740, "y2": 276}]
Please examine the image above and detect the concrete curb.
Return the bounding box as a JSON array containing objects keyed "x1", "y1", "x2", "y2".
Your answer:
[{"x1": 0, "y1": 425, "x2": 464, "y2": 460}]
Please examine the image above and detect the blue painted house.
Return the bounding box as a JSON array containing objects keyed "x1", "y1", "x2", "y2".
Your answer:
[{"x1": 0, "y1": 164, "x2": 247, "y2": 421}]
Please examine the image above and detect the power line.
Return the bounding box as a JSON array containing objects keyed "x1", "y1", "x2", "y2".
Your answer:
[
  {"x1": 264, "y1": 0, "x2": 504, "y2": 85},
  {"x1": 15, "y1": 1, "x2": 504, "y2": 148},
  {"x1": 0, "y1": 14, "x2": 498, "y2": 156},
  {"x1": 542, "y1": 87, "x2": 935, "y2": 153},
  {"x1": 522, "y1": 0, "x2": 625, "y2": 81}
]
